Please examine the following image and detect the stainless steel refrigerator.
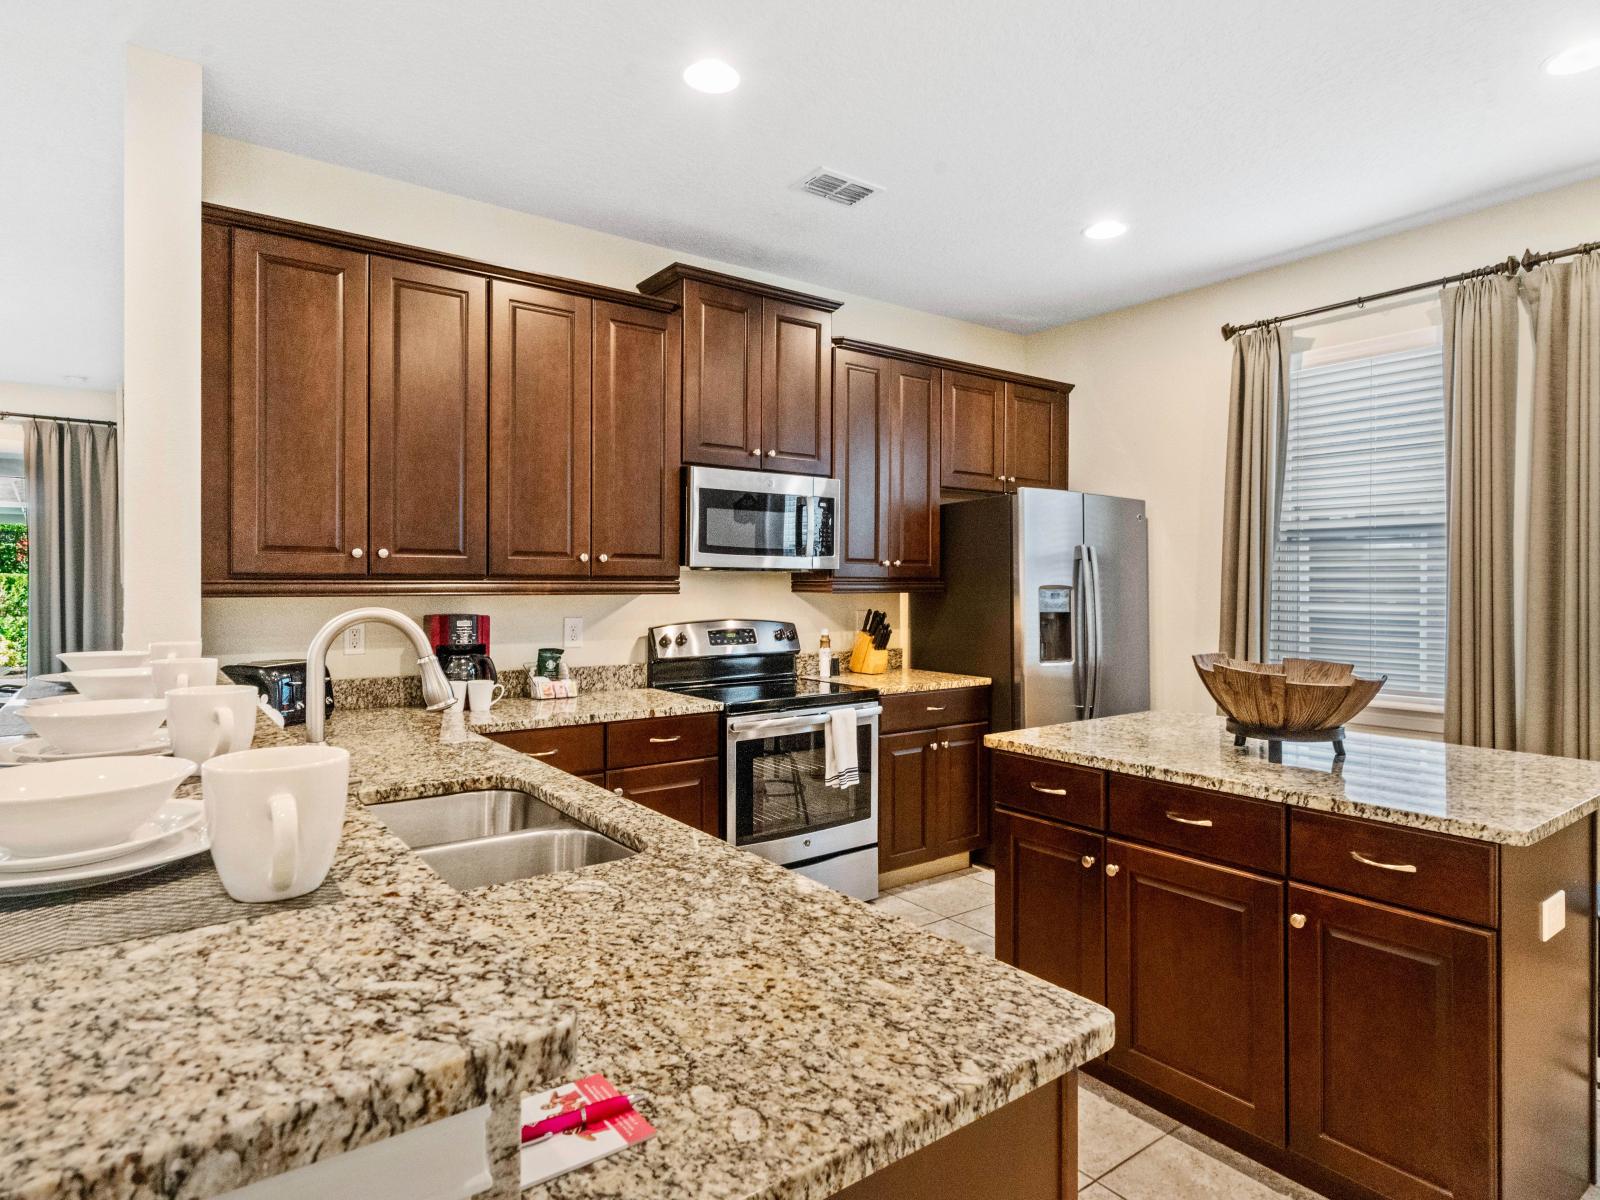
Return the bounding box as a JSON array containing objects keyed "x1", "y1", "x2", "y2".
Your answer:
[{"x1": 910, "y1": 489, "x2": 1150, "y2": 731}]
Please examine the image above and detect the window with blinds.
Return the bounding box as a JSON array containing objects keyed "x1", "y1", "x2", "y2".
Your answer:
[{"x1": 1268, "y1": 319, "x2": 1447, "y2": 707}]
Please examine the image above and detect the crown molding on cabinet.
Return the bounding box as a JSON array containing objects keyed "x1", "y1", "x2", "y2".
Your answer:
[
  {"x1": 637, "y1": 262, "x2": 844, "y2": 313},
  {"x1": 830, "y1": 337, "x2": 1073, "y2": 394}
]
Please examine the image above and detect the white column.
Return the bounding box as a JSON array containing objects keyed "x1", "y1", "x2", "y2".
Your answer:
[{"x1": 122, "y1": 46, "x2": 202, "y2": 645}]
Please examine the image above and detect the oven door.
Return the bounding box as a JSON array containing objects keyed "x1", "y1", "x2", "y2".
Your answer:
[
  {"x1": 686, "y1": 466, "x2": 827, "y2": 570},
  {"x1": 725, "y1": 704, "x2": 879, "y2": 867}
]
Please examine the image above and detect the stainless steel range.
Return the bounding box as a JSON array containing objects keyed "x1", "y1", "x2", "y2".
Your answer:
[{"x1": 647, "y1": 619, "x2": 880, "y2": 900}]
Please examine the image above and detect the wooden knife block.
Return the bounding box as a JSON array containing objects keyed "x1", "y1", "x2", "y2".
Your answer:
[{"x1": 849, "y1": 632, "x2": 889, "y2": 674}]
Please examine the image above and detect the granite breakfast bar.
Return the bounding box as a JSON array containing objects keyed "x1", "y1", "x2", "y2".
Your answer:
[
  {"x1": 985, "y1": 711, "x2": 1600, "y2": 1200},
  {"x1": 0, "y1": 694, "x2": 1114, "y2": 1200}
]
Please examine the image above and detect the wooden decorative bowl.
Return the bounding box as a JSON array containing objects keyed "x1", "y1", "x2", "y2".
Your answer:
[{"x1": 1192, "y1": 654, "x2": 1386, "y2": 761}]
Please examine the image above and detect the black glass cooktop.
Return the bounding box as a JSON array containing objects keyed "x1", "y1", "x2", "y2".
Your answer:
[{"x1": 657, "y1": 675, "x2": 878, "y2": 716}]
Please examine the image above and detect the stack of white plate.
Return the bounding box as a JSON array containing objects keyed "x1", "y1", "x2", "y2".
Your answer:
[
  {"x1": 0, "y1": 757, "x2": 204, "y2": 895},
  {"x1": 5, "y1": 697, "x2": 172, "y2": 764}
]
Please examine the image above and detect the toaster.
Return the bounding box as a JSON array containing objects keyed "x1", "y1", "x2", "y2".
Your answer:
[{"x1": 222, "y1": 660, "x2": 333, "y2": 727}]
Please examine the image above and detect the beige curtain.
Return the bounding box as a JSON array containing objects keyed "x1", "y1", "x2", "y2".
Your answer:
[
  {"x1": 1218, "y1": 325, "x2": 1288, "y2": 660},
  {"x1": 1522, "y1": 251, "x2": 1600, "y2": 757},
  {"x1": 1442, "y1": 275, "x2": 1519, "y2": 748}
]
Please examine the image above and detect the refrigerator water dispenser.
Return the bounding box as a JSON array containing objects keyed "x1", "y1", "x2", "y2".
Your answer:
[{"x1": 1038, "y1": 585, "x2": 1073, "y2": 662}]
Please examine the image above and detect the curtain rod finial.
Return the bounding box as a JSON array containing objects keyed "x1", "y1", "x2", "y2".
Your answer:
[{"x1": 1220, "y1": 323, "x2": 1236, "y2": 340}]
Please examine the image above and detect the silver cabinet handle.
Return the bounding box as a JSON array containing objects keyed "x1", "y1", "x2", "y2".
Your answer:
[
  {"x1": 766, "y1": 449, "x2": 776, "y2": 457},
  {"x1": 1080, "y1": 854, "x2": 1096, "y2": 869},
  {"x1": 1105, "y1": 863, "x2": 1120, "y2": 877},
  {"x1": 925, "y1": 704, "x2": 946, "y2": 712},
  {"x1": 351, "y1": 547, "x2": 363, "y2": 558},
  {"x1": 1350, "y1": 850, "x2": 1418, "y2": 874},
  {"x1": 1290, "y1": 913, "x2": 1307, "y2": 929},
  {"x1": 648, "y1": 735, "x2": 681, "y2": 744},
  {"x1": 750, "y1": 448, "x2": 761, "y2": 456},
  {"x1": 529, "y1": 749, "x2": 558, "y2": 758},
  {"x1": 1166, "y1": 812, "x2": 1214, "y2": 827},
  {"x1": 377, "y1": 548, "x2": 389, "y2": 559},
  {"x1": 578, "y1": 552, "x2": 589, "y2": 563},
  {"x1": 1029, "y1": 782, "x2": 1067, "y2": 796},
  {"x1": 598, "y1": 553, "x2": 609, "y2": 563}
]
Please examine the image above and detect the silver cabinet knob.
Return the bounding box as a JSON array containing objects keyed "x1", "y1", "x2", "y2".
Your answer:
[
  {"x1": 350, "y1": 547, "x2": 363, "y2": 559},
  {"x1": 1105, "y1": 863, "x2": 1121, "y2": 876},
  {"x1": 598, "y1": 553, "x2": 609, "y2": 563},
  {"x1": 893, "y1": 559, "x2": 902, "y2": 567},
  {"x1": 766, "y1": 449, "x2": 776, "y2": 457},
  {"x1": 997, "y1": 475, "x2": 1005, "y2": 481},
  {"x1": 928, "y1": 741, "x2": 938, "y2": 751},
  {"x1": 614, "y1": 787, "x2": 625, "y2": 795},
  {"x1": 941, "y1": 740, "x2": 950, "y2": 749},
  {"x1": 1290, "y1": 913, "x2": 1307, "y2": 929},
  {"x1": 578, "y1": 552, "x2": 589, "y2": 563},
  {"x1": 377, "y1": 548, "x2": 389, "y2": 559},
  {"x1": 1080, "y1": 855, "x2": 1096, "y2": 869},
  {"x1": 750, "y1": 448, "x2": 761, "y2": 457},
  {"x1": 1009, "y1": 475, "x2": 1018, "y2": 483},
  {"x1": 880, "y1": 559, "x2": 891, "y2": 567}
]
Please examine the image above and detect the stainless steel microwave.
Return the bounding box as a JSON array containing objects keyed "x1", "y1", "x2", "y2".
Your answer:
[{"x1": 684, "y1": 466, "x2": 840, "y2": 571}]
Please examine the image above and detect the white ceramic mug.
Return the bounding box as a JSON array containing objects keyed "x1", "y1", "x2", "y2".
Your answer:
[
  {"x1": 151, "y1": 656, "x2": 219, "y2": 694},
  {"x1": 448, "y1": 680, "x2": 468, "y2": 711},
  {"x1": 148, "y1": 640, "x2": 203, "y2": 661},
  {"x1": 467, "y1": 679, "x2": 506, "y2": 712},
  {"x1": 201, "y1": 744, "x2": 349, "y2": 902},
  {"x1": 167, "y1": 685, "x2": 257, "y2": 766}
]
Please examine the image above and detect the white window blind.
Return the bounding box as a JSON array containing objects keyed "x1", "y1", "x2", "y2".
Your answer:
[{"x1": 1268, "y1": 328, "x2": 1447, "y2": 707}]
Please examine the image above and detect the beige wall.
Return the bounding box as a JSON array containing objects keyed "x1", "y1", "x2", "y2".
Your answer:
[
  {"x1": 0, "y1": 382, "x2": 118, "y2": 424},
  {"x1": 1024, "y1": 173, "x2": 1600, "y2": 715},
  {"x1": 199, "y1": 135, "x2": 1007, "y2": 675}
]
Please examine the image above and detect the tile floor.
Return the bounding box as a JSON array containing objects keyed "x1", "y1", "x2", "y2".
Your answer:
[{"x1": 872, "y1": 865, "x2": 1330, "y2": 1198}]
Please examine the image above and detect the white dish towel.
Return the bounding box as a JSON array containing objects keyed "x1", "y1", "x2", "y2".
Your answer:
[{"x1": 823, "y1": 708, "x2": 859, "y2": 790}]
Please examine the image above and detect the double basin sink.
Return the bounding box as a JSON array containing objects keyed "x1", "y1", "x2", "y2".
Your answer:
[{"x1": 373, "y1": 789, "x2": 634, "y2": 890}]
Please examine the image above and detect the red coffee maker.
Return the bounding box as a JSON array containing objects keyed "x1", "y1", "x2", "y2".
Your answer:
[{"x1": 424, "y1": 613, "x2": 498, "y2": 682}]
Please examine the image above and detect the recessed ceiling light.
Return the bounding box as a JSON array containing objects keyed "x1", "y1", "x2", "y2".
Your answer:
[
  {"x1": 1544, "y1": 39, "x2": 1600, "y2": 75},
  {"x1": 1083, "y1": 219, "x2": 1129, "y2": 241},
  {"x1": 683, "y1": 58, "x2": 740, "y2": 94}
]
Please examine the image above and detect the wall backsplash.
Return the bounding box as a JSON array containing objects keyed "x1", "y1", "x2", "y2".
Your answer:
[{"x1": 204, "y1": 570, "x2": 907, "y2": 680}]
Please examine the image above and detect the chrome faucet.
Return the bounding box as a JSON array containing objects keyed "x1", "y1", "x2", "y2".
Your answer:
[{"x1": 304, "y1": 607, "x2": 455, "y2": 743}]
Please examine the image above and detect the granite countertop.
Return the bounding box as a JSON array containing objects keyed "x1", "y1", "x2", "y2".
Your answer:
[
  {"x1": 3, "y1": 702, "x2": 1113, "y2": 1200},
  {"x1": 803, "y1": 668, "x2": 991, "y2": 694},
  {"x1": 986, "y1": 711, "x2": 1600, "y2": 846},
  {"x1": 464, "y1": 687, "x2": 720, "y2": 735}
]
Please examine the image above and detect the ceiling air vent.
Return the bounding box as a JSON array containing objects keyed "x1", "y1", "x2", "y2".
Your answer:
[{"x1": 796, "y1": 168, "x2": 880, "y2": 207}]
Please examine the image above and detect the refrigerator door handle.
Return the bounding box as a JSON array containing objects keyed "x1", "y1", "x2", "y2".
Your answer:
[
  {"x1": 1073, "y1": 544, "x2": 1091, "y2": 714},
  {"x1": 1084, "y1": 545, "x2": 1105, "y2": 719}
]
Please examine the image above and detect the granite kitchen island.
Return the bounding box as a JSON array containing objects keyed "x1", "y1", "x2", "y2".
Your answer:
[{"x1": 986, "y1": 711, "x2": 1600, "y2": 1200}]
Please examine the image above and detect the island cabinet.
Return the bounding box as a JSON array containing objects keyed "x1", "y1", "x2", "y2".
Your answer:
[
  {"x1": 991, "y1": 752, "x2": 1596, "y2": 1200},
  {"x1": 877, "y1": 688, "x2": 990, "y2": 872},
  {"x1": 637, "y1": 263, "x2": 839, "y2": 476},
  {"x1": 201, "y1": 206, "x2": 683, "y2": 595}
]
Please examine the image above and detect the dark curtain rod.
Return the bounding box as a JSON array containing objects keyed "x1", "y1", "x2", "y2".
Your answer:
[
  {"x1": 1219, "y1": 239, "x2": 1600, "y2": 340},
  {"x1": 0, "y1": 411, "x2": 117, "y2": 428}
]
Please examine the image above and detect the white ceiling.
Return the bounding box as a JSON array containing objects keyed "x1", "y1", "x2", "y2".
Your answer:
[{"x1": 6, "y1": 0, "x2": 1600, "y2": 391}]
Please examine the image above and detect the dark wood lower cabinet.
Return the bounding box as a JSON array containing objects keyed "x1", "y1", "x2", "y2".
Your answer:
[
  {"x1": 994, "y1": 808, "x2": 1104, "y2": 1003},
  {"x1": 1105, "y1": 839, "x2": 1285, "y2": 1145},
  {"x1": 1287, "y1": 885, "x2": 1495, "y2": 1200},
  {"x1": 878, "y1": 716, "x2": 989, "y2": 874},
  {"x1": 606, "y1": 757, "x2": 720, "y2": 836}
]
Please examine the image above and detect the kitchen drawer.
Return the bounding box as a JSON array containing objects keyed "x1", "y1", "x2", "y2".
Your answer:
[
  {"x1": 485, "y1": 724, "x2": 604, "y2": 775},
  {"x1": 991, "y1": 751, "x2": 1104, "y2": 829},
  {"x1": 605, "y1": 713, "x2": 720, "y2": 769},
  {"x1": 1109, "y1": 774, "x2": 1285, "y2": 875},
  {"x1": 1289, "y1": 809, "x2": 1498, "y2": 927},
  {"x1": 879, "y1": 687, "x2": 988, "y2": 734}
]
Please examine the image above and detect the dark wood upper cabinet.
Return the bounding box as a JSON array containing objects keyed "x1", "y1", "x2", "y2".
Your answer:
[
  {"x1": 488, "y1": 282, "x2": 592, "y2": 578},
  {"x1": 994, "y1": 807, "x2": 1105, "y2": 1003},
  {"x1": 1106, "y1": 839, "x2": 1286, "y2": 1146},
  {"x1": 228, "y1": 229, "x2": 369, "y2": 576},
  {"x1": 941, "y1": 370, "x2": 1008, "y2": 493},
  {"x1": 1005, "y1": 382, "x2": 1069, "y2": 491},
  {"x1": 831, "y1": 349, "x2": 892, "y2": 580},
  {"x1": 761, "y1": 298, "x2": 832, "y2": 475},
  {"x1": 368, "y1": 257, "x2": 487, "y2": 576},
  {"x1": 639, "y1": 263, "x2": 839, "y2": 475},
  {"x1": 590, "y1": 301, "x2": 681, "y2": 580},
  {"x1": 1287, "y1": 884, "x2": 1495, "y2": 1200},
  {"x1": 889, "y1": 359, "x2": 941, "y2": 581}
]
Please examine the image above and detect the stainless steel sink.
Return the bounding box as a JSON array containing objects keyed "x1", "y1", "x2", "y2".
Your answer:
[{"x1": 372, "y1": 789, "x2": 635, "y2": 890}]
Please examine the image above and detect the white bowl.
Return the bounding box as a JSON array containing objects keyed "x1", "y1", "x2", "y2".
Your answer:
[
  {"x1": 21, "y1": 698, "x2": 169, "y2": 754},
  {"x1": 61, "y1": 668, "x2": 157, "y2": 700},
  {"x1": 0, "y1": 756, "x2": 197, "y2": 857},
  {"x1": 58, "y1": 650, "x2": 152, "y2": 672}
]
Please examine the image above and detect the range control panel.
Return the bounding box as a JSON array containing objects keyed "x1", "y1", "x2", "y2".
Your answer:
[{"x1": 648, "y1": 619, "x2": 800, "y2": 659}]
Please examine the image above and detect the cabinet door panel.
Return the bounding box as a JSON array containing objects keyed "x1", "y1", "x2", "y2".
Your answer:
[
  {"x1": 832, "y1": 349, "x2": 891, "y2": 580},
  {"x1": 368, "y1": 257, "x2": 487, "y2": 576},
  {"x1": 591, "y1": 302, "x2": 681, "y2": 579},
  {"x1": 934, "y1": 722, "x2": 987, "y2": 851},
  {"x1": 879, "y1": 730, "x2": 935, "y2": 871},
  {"x1": 607, "y1": 758, "x2": 720, "y2": 835},
  {"x1": 1287, "y1": 885, "x2": 1495, "y2": 1200},
  {"x1": 1005, "y1": 383, "x2": 1069, "y2": 491},
  {"x1": 940, "y1": 370, "x2": 1006, "y2": 492},
  {"x1": 761, "y1": 299, "x2": 831, "y2": 475},
  {"x1": 229, "y1": 230, "x2": 369, "y2": 575},
  {"x1": 681, "y1": 281, "x2": 760, "y2": 468},
  {"x1": 994, "y1": 809, "x2": 1104, "y2": 1002},
  {"x1": 1106, "y1": 840, "x2": 1285, "y2": 1144},
  {"x1": 488, "y1": 282, "x2": 591, "y2": 578},
  {"x1": 890, "y1": 361, "x2": 940, "y2": 579}
]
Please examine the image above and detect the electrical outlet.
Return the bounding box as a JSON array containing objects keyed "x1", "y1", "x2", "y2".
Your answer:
[
  {"x1": 563, "y1": 617, "x2": 584, "y2": 648},
  {"x1": 344, "y1": 624, "x2": 365, "y2": 655},
  {"x1": 1541, "y1": 890, "x2": 1567, "y2": 941}
]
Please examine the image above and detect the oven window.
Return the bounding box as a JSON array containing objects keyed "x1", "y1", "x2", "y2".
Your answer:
[
  {"x1": 735, "y1": 724, "x2": 873, "y2": 845},
  {"x1": 696, "y1": 487, "x2": 809, "y2": 559}
]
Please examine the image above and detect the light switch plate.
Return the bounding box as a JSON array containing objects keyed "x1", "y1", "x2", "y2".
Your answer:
[
  {"x1": 563, "y1": 617, "x2": 583, "y2": 648},
  {"x1": 1540, "y1": 890, "x2": 1567, "y2": 941},
  {"x1": 344, "y1": 624, "x2": 365, "y2": 655}
]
